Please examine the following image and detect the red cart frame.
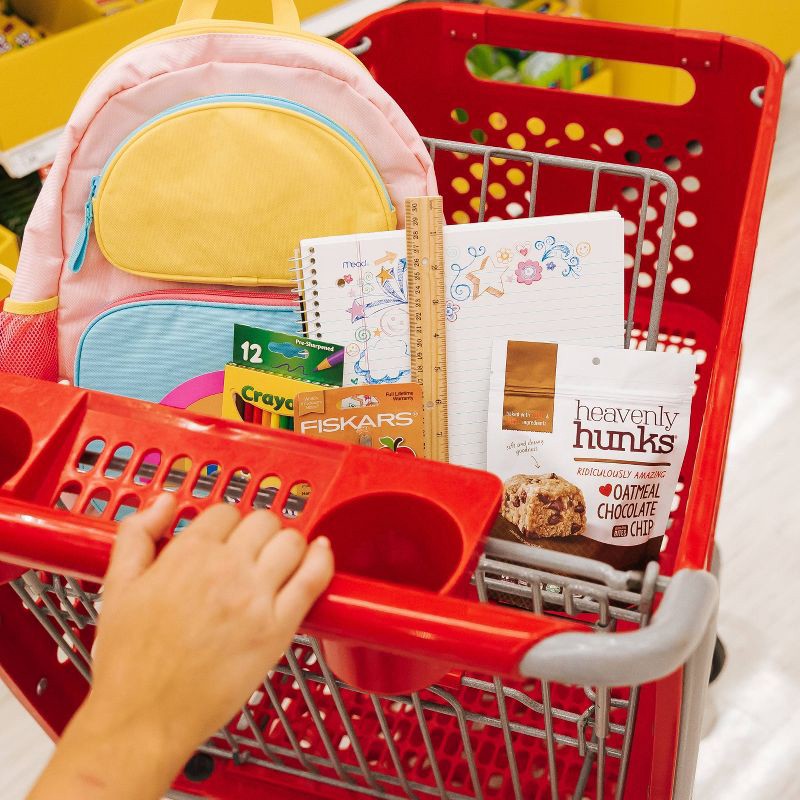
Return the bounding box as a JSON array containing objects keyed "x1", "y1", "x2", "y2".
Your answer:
[{"x1": 0, "y1": 4, "x2": 783, "y2": 799}]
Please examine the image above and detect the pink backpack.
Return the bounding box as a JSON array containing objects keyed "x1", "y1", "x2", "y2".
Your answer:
[{"x1": 0, "y1": 0, "x2": 435, "y2": 414}]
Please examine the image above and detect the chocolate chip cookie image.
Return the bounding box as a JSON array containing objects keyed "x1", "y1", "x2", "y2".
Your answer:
[{"x1": 501, "y1": 473, "x2": 587, "y2": 540}]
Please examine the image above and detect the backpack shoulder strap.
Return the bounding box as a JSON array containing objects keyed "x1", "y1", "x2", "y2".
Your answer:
[{"x1": 177, "y1": 0, "x2": 301, "y2": 30}]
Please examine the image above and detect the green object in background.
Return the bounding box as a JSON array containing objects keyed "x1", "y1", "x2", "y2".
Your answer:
[
  {"x1": 467, "y1": 44, "x2": 521, "y2": 82},
  {"x1": 518, "y1": 50, "x2": 569, "y2": 88},
  {"x1": 465, "y1": 2, "x2": 601, "y2": 91},
  {"x1": 233, "y1": 324, "x2": 345, "y2": 387}
]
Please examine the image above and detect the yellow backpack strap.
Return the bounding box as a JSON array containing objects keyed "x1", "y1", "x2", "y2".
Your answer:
[
  {"x1": 0, "y1": 263, "x2": 15, "y2": 293},
  {"x1": 176, "y1": 0, "x2": 301, "y2": 31}
]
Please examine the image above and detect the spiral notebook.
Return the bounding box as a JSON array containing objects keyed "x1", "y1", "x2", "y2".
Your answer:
[{"x1": 296, "y1": 210, "x2": 624, "y2": 470}]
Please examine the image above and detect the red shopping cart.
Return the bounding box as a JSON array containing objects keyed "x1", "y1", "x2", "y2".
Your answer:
[{"x1": 0, "y1": 4, "x2": 783, "y2": 799}]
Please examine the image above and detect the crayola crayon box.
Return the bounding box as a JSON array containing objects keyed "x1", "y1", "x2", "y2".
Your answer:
[
  {"x1": 222, "y1": 325, "x2": 343, "y2": 429},
  {"x1": 222, "y1": 364, "x2": 318, "y2": 426},
  {"x1": 232, "y1": 325, "x2": 345, "y2": 385}
]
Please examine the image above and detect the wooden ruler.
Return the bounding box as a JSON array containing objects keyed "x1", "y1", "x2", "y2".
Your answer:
[{"x1": 405, "y1": 196, "x2": 448, "y2": 462}]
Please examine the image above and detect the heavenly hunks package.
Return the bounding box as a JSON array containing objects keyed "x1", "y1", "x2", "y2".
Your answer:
[{"x1": 487, "y1": 341, "x2": 695, "y2": 569}]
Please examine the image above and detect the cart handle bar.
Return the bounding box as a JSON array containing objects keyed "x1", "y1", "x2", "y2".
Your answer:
[{"x1": 0, "y1": 497, "x2": 717, "y2": 686}]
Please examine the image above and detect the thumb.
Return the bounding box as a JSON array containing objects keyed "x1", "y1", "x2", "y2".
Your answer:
[{"x1": 104, "y1": 493, "x2": 176, "y2": 596}]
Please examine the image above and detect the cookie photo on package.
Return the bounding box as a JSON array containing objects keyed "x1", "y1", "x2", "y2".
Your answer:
[{"x1": 487, "y1": 340, "x2": 696, "y2": 571}]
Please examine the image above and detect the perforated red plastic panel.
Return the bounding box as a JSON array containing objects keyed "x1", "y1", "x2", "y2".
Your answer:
[{"x1": 340, "y1": 3, "x2": 783, "y2": 576}]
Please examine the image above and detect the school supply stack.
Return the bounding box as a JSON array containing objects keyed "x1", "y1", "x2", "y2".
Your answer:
[
  {"x1": 296, "y1": 209, "x2": 626, "y2": 469},
  {"x1": 295, "y1": 199, "x2": 698, "y2": 572}
]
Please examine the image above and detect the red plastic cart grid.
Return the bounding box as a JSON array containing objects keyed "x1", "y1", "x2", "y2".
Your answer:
[{"x1": 0, "y1": 4, "x2": 783, "y2": 800}]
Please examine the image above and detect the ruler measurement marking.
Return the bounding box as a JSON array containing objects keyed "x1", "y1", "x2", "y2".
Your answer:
[{"x1": 406, "y1": 196, "x2": 448, "y2": 462}]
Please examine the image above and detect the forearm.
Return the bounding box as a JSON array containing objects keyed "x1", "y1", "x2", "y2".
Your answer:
[{"x1": 28, "y1": 695, "x2": 192, "y2": 800}]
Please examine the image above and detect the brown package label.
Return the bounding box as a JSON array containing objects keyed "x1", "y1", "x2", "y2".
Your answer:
[{"x1": 502, "y1": 341, "x2": 557, "y2": 433}]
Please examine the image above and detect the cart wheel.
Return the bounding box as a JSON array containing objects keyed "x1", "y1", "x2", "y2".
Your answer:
[
  {"x1": 709, "y1": 636, "x2": 726, "y2": 684},
  {"x1": 184, "y1": 752, "x2": 215, "y2": 782}
]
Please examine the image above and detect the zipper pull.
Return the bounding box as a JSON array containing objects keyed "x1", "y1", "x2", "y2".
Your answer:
[{"x1": 67, "y1": 176, "x2": 100, "y2": 273}]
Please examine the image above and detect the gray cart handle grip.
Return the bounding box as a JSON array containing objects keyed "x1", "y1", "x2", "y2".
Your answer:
[{"x1": 519, "y1": 568, "x2": 718, "y2": 685}]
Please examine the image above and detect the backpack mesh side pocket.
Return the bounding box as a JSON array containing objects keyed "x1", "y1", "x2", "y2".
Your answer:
[{"x1": 0, "y1": 308, "x2": 58, "y2": 380}]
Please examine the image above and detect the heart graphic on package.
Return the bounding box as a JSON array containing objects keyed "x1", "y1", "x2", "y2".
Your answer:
[
  {"x1": 599, "y1": 483, "x2": 613, "y2": 497},
  {"x1": 515, "y1": 241, "x2": 531, "y2": 257}
]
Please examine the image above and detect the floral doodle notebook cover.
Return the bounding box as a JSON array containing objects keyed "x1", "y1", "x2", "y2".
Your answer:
[{"x1": 298, "y1": 210, "x2": 624, "y2": 470}]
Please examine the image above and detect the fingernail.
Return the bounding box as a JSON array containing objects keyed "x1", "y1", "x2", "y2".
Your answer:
[
  {"x1": 314, "y1": 536, "x2": 331, "y2": 549},
  {"x1": 151, "y1": 493, "x2": 173, "y2": 511}
]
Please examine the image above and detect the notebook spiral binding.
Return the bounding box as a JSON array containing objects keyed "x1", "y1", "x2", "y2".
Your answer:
[{"x1": 289, "y1": 248, "x2": 323, "y2": 339}]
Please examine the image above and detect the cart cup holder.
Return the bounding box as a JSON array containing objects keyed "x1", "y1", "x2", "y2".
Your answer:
[
  {"x1": 0, "y1": 409, "x2": 32, "y2": 488},
  {"x1": 310, "y1": 491, "x2": 470, "y2": 694}
]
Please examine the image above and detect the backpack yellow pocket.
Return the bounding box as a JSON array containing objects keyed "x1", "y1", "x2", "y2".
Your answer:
[{"x1": 68, "y1": 95, "x2": 396, "y2": 286}]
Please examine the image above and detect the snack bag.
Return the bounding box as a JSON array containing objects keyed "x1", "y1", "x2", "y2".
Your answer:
[{"x1": 487, "y1": 340, "x2": 695, "y2": 569}]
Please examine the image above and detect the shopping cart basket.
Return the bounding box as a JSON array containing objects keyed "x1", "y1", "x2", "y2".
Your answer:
[{"x1": 0, "y1": 4, "x2": 783, "y2": 799}]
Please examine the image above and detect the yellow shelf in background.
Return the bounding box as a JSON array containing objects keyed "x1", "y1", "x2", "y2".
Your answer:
[
  {"x1": 0, "y1": 0, "x2": 344, "y2": 177},
  {"x1": 583, "y1": 0, "x2": 799, "y2": 104},
  {"x1": 572, "y1": 66, "x2": 614, "y2": 96}
]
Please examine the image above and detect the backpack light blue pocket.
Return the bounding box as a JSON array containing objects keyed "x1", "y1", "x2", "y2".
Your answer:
[{"x1": 75, "y1": 292, "x2": 300, "y2": 414}]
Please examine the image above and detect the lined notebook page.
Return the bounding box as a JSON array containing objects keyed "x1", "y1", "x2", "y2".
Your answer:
[{"x1": 300, "y1": 211, "x2": 624, "y2": 470}]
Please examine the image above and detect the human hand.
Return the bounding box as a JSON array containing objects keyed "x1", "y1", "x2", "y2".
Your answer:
[
  {"x1": 92, "y1": 494, "x2": 333, "y2": 752},
  {"x1": 28, "y1": 495, "x2": 333, "y2": 800}
]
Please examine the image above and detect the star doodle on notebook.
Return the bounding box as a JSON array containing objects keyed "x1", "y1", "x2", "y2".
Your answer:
[
  {"x1": 466, "y1": 254, "x2": 509, "y2": 299},
  {"x1": 348, "y1": 298, "x2": 365, "y2": 322}
]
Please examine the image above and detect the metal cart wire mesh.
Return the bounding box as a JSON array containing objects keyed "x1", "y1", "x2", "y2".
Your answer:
[
  {"x1": 10, "y1": 541, "x2": 670, "y2": 800},
  {"x1": 0, "y1": 5, "x2": 784, "y2": 800}
]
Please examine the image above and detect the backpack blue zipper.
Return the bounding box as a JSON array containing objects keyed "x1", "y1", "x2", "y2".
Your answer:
[{"x1": 67, "y1": 93, "x2": 393, "y2": 273}]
